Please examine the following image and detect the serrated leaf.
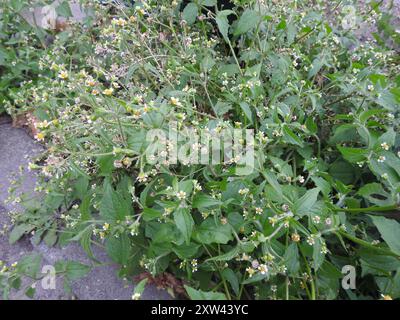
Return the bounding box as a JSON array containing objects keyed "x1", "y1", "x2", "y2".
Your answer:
[
  {"x1": 239, "y1": 102, "x2": 253, "y2": 123},
  {"x1": 370, "y1": 216, "x2": 400, "y2": 255},
  {"x1": 100, "y1": 181, "x2": 131, "y2": 222},
  {"x1": 55, "y1": 260, "x2": 91, "y2": 281},
  {"x1": 337, "y1": 146, "x2": 369, "y2": 163},
  {"x1": 192, "y1": 194, "x2": 222, "y2": 209},
  {"x1": 222, "y1": 268, "x2": 239, "y2": 296},
  {"x1": 313, "y1": 238, "x2": 325, "y2": 271},
  {"x1": 234, "y1": 9, "x2": 259, "y2": 36},
  {"x1": 214, "y1": 101, "x2": 232, "y2": 116},
  {"x1": 194, "y1": 218, "x2": 233, "y2": 244},
  {"x1": 133, "y1": 278, "x2": 148, "y2": 299},
  {"x1": 9, "y1": 224, "x2": 34, "y2": 244},
  {"x1": 264, "y1": 171, "x2": 283, "y2": 202},
  {"x1": 143, "y1": 207, "x2": 163, "y2": 221},
  {"x1": 293, "y1": 188, "x2": 320, "y2": 216},
  {"x1": 43, "y1": 227, "x2": 58, "y2": 247},
  {"x1": 184, "y1": 285, "x2": 227, "y2": 300},
  {"x1": 282, "y1": 124, "x2": 304, "y2": 147},
  {"x1": 285, "y1": 243, "x2": 300, "y2": 275},
  {"x1": 174, "y1": 207, "x2": 194, "y2": 245},
  {"x1": 17, "y1": 254, "x2": 42, "y2": 278},
  {"x1": 216, "y1": 10, "x2": 234, "y2": 42},
  {"x1": 182, "y1": 3, "x2": 198, "y2": 25},
  {"x1": 56, "y1": 1, "x2": 72, "y2": 17},
  {"x1": 206, "y1": 246, "x2": 240, "y2": 262},
  {"x1": 105, "y1": 233, "x2": 131, "y2": 264}
]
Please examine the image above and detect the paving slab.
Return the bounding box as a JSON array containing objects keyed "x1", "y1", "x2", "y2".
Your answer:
[{"x1": 0, "y1": 118, "x2": 171, "y2": 300}]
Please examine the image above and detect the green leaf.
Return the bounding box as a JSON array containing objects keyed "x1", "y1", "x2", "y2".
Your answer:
[
  {"x1": 214, "y1": 101, "x2": 232, "y2": 116},
  {"x1": 97, "y1": 154, "x2": 116, "y2": 176},
  {"x1": 43, "y1": 227, "x2": 58, "y2": 247},
  {"x1": 308, "y1": 58, "x2": 324, "y2": 78},
  {"x1": 201, "y1": 55, "x2": 215, "y2": 72},
  {"x1": 239, "y1": 102, "x2": 253, "y2": 123},
  {"x1": 337, "y1": 146, "x2": 369, "y2": 163},
  {"x1": 194, "y1": 218, "x2": 233, "y2": 244},
  {"x1": 329, "y1": 160, "x2": 355, "y2": 184},
  {"x1": 173, "y1": 243, "x2": 200, "y2": 259},
  {"x1": 311, "y1": 176, "x2": 331, "y2": 197},
  {"x1": 199, "y1": 0, "x2": 217, "y2": 6},
  {"x1": 293, "y1": 188, "x2": 320, "y2": 216},
  {"x1": 74, "y1": 175, "x2": 89, "y2": 200},
  {"x1": 100, "y1": 181, "x2": 131, "y2": 222},
  {"x1": 143, "y1": 207, "x2": 163, "y2": 221},
  {"x1": 25, "y1": 287, "x2": 36, "y2": 299},
  {"x1": 56, "y1": 1, "x2": 73, "y2": 17},
  {"x1": 276, "y1": 19, "x2": 287, "y2": 30},
  {"x1": 10, "y1": 0, "x2": 25, "y2": 11},
  {"x1": 391, "y1": 268, "x2": 400, "y2": 298},
  {"x1": 357, "y1": 183, "x2": 393, "y2": 206},
  {"x1": 234, "y1": 9, "x2": 259, "y2": 36},
  {"x1": 192, "y1": 194, "x2": 222, "y2": 209},
  {"x1": 66, "y1": 261, "x2": 91, "y2": 280},
  {"x1": 9, "y1": 224, "x2": 34, "y2": 244},
  {"x1": 17, "y1": 254, "x2": 42, "y2": 278},
  {"x1": 206, "y1": 246, "x2": 240, "y2": 262},
  {"x1": 359, "y1": 108, "x2": 386, "y2": 123},
  {"x1": 282, "y1": 125, "x2": 304, "y2": 147},
  {"x1": 80, "y1": 228, "x2": 97, "y2": 261},
  {"x1": 305, "y1": 117, "x2": 318, "y2": 134},
  {"x1": 173, "y1": 207, "x2": 194, "y2": 245},
  {"x1": 264, "y1": 171, "x2": 283, "y2": 202},
  {"x1": 222, "y1": 268, "x2": 239, "y2": 296},
  {"x1": 133, "y1": 278, "x2": 148, "y2": 299},
  {"x1": 285, "y1": 243, "x2": 300, "y2": 275},
  {"x1": 216, "y1": 10, "x2": 235, "y2": 42},
  {"x1": 376, "y1": 128, "x2": 396, "y2": 149},
  {"x1": 182, "y1": 3, "x2": 198, "y2": 25},
  {"x1": 370, "y1": 216, "x2": 400, "y2": 255},
  {"x1": 55, "y1": 260, "x2": 91, "y2": 281},
  {"x1": 105, "y1": 233, "x2": 131, "y2": 264},
  {"x1": 313, "y1": 239, "x2": 325, "y2": 270},
  {"x1": 184, "y1": 285, "x2": 227, "y2": 300},
  {"x1": 242, "y1": 272, "x2": 268, "y2": 284}
]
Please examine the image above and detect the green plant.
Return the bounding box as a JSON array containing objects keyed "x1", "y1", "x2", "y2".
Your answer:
[
  {"x1": 0, "y1": 0, "x2": 50, "y2": 115},
  {"x1": 5, "y1": 0, "x2": 400, "y2": 300}
]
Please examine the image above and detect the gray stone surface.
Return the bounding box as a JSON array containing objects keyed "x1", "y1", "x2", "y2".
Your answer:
[{"x1": 0, "y1": 118, "x2": 171, "y2": 300}]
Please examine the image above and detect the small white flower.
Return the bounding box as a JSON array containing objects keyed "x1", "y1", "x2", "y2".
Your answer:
[
  {"x1": 246, "y1": 267, "x2": 256, "y2": 277},
  {"x1": 312, "y1": 215, "x2": 321, "y2": 224},
  {"x1": 191, "y1": 259, "x2": 198, "y2": 272},
  {"x1": 378, "y1": 155, "x2": 386, "y2": 163},
  {"x1": 137, "y1": 172, "x2": 148, "y2": 183},
  {"x1": 380, "y1": 142, "x2": 389, "y2": 151},
  {"x1": 307, "y1": 235, "x2": 316, "y2": 246},
  {"x1": 176, "y1": 191, "x2": 187, "y2": 200},
  {"x1": 58, "y1": 71, "x2": 68, "y2": 80},
  {"x1": 132, "y1": 293, "x2": 141, "y2": 300},
  {"x1": 258, "y1": 264, "x2": 268, "y2": 275}
]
